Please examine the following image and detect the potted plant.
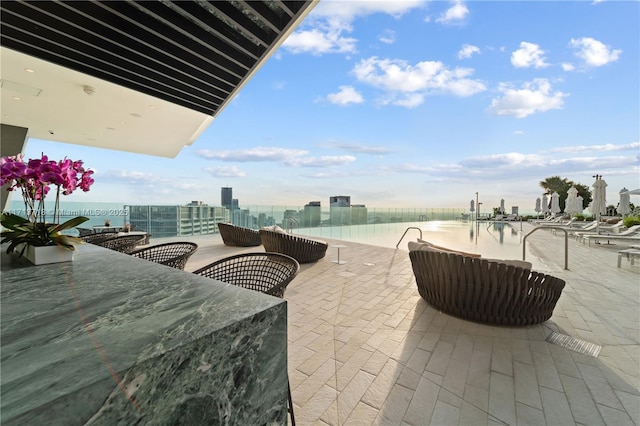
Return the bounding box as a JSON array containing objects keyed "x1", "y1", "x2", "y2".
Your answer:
[{"x1": 0, "y1": 153, "x2": 94, "y2": 264}]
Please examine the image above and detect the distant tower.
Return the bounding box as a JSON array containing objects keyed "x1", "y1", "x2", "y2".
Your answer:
[
  {"x1": 303, "y1": 201, "x2": 321, "y2": 227},
  {"x1": 330, "y1": 196, "x2": 351, "y2": 226},
  {"x1": 221, "y1": 187, "x2": 232, "y2": 209}
]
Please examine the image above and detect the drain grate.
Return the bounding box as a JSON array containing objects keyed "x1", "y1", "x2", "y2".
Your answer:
[{"x1": 546, "y1": 332, "x2": 602, "y2": 358}]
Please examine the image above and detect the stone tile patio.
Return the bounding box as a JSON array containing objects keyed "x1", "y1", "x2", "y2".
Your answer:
[{"x1": 162, "y1": 221, "x2": 639, "y2": 425}]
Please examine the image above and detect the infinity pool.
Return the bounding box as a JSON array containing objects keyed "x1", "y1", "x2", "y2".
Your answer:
[{"x1": 296, "y1": 220, "x2": 526, "y2": 260}]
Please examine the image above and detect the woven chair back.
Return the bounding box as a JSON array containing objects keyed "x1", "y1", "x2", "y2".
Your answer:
[
  {"x1": 193, "y1": 252, "x2": 299, "y2": 298},
  {"x1": 130, "y1": 242, "x2": 198, "y2": 270},
  {"x1": 93, "y1": 234, "x2": 146, "y2": 253}
]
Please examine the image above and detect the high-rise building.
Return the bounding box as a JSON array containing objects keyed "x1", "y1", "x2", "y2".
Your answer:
[
  {"x1": 221, "y1": 187, "x2": 232, "y2": 209},
  {"x1": 128, "y1": 204, "x2": 229, "y2": 238},
  {"x1": 330, "y1": 196, "x2": 351, "y2": 226},
  {"x1": 351, "y1": 204, "x2": 368, "y2": 225},
  {"x1": 302, "y1": 201, "x2": 321, "y2": 227}
]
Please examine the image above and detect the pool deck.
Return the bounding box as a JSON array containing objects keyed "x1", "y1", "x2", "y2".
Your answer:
[{"x1": 157, "y1": 221, "x2": 639, "y2": 425}]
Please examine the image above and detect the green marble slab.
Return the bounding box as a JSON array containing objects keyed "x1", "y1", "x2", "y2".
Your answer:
[{"x1": 1, "y1": 244, "x2": 287, "y2": 425}]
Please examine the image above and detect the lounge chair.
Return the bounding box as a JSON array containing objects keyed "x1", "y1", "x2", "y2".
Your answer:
[
  {"x1": 583, "y1": 232, "x2": 640, "y2": 246},
  {"x1": 574, "y1": 222, "x2": 629, "y2": 242},
  {"x1": 408, "y1": 241, "x2": 565, "y2": 325},
  {"x1": 217, "y1": 222, "x2": 261, "y2": 247},
  {"x1": 259, "y1": 229, "x2": 328, "y2": 264},
  {"x1": 129, "y1": 242, "x2": 198, "y2": 270}
]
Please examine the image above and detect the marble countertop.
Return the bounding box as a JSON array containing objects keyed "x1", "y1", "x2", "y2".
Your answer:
[{"x1": 1, "y1": 244, "x2": 286, "y2": 424}]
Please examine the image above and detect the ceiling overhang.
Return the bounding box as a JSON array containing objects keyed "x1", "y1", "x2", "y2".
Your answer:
[{"x1": 0, "y1": 0, "x2": 317, "y2": 157}]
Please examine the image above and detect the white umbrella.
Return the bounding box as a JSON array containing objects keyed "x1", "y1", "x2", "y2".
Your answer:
[
  {"x1": 535, "y1": 198, "x2": 541, "y2": 218},
  {"x1": 617, "y1": 187, "x2": 631, "y2": 216},
  {"x1": 470, "y1": 200, "x2": 475, "y2": 213},
  {"x1": 576, "y1": 195, "x2": 584, "y2": 214},
  {"x1": 565, "y1": 186, "x2": 580, "y2": 215},
  {"x1": 550, "y1": 192, "x2": 561, "y2": 216},
  {"x1": 591, "y1": 177, "x2": 607, "y2": 233},
  {"x1": 542, "y1": 193, "x2": 550, "y2": 216},
  {"x1": 500, "y1": 199, "x2": 505, "y2": 214}
]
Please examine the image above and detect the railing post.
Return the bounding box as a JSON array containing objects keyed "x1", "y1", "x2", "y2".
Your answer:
[{"x1": 522, "y1": 226, "x2": 569, "y2": 270}]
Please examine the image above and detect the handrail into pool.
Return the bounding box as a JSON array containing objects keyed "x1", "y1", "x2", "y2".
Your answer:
[
  {"x1": 523, "y1": 226, "x2": 569, "y2": 270},
  {"x1": 396, "y1": 227, "x2": 423, "y2": 249}
]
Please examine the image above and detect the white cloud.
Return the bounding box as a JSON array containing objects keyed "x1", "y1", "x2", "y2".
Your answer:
[
  {"x1": 203, "y1": 166, "x2": 246, "y2": 178},
  {"x1": 283, "y1": 26, "x2": 357, "y2": 55},
  {"x1": 488, "y1": 78, "x2": 568, "y2": 118},
  {"x1": 511, "y1": 42, "x2": 549, "y2": 68},
  {"x1": 561, "y1": 63, "x2": 575, "y2": 72},
  {"x1": 458, "y1": 44, "x2": 480, "y2": 59},
  {"x1": 283, "y1": 1, "x2": 424, "y2": 55},
  {"x1": 326, "y1": 86, "x2": 364, "y2": 105},
  {"x1": 197, "y1": 147, "x2": 308, "y2": 162},
  {"x1": 378, "y1": 29, "x2": 396, "y2": 45},
  {"x1": 550, "y1": 142, "x2": 640, "y2": 153},
  {"x1": 197, "y1": 147, "x2": 356, "y2": 169},
  {"x1": 330, "y1": 142, "x2": 392, "y2": 155},
  {"x1": 352, "y1": 56, "x2": 486, "y2": 108},
  {"x1": 513, "y1": 130, "x2": 525, "y2": 136},
  {"x1": 570, "y1": 37, "x2": 622, "y2": 67},
  {"x1": 285, "y1": 156, "x2": 356, "y2": 167},
  {"x1": 436, "y1": 0, "x2": 469, "y2": 24}
]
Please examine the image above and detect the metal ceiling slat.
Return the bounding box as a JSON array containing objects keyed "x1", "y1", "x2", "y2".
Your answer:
[
  {"x1": 202, "y1": 1, "x2": 274, "y2": 47},
  {"x1": 94, "y1": 2, "x2": 244, "y2": 85},
  {"x1": 13, "y1": 2, "x2": 236, "y2": 100},
  {"x1": 162, "y1": 1, "x2": 263, "y2": 60},
  {"x1": 124, "y1": 1, "x2": 256, "y2": 71},
  {"x1": 236, "y1": 1, "x2": 286, "y2": 33}
]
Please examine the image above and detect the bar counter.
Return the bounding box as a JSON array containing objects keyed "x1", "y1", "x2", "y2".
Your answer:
[{"x1": 1, "y1": 244, "x2": 288, "y2": 425}]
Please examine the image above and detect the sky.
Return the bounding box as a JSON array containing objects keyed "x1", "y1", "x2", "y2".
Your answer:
[{"x1": 20, "y1": 0, "x2": 640, "y2": 213}]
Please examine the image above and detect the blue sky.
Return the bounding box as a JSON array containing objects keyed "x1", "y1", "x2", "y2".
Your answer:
[{"x1": 23, "y1": 0, "x2": 639, "y2": 213}]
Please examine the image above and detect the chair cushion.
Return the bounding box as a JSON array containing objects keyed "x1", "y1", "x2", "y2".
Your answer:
[{"x1": 261, "y1": 225, "x2": 288, "y2": 234}]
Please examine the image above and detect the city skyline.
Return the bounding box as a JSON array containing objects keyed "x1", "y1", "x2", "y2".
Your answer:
[{"x1": 17, "y1": 1, "x2": 639, "y2": 213}]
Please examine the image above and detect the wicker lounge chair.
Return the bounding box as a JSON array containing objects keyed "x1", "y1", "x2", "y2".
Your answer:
[
  {"x1": 259, "y1": 229, "x2": 328, "y2": 264},
  {"x1": 192, "y1": 252, "x2": 299, "y2": 423},
  {"x1": 129, "y1": 242, "x2": 198, "y2": 270},
  {"x1": 409, "y1": 243, "x2": 565, "y2": 326},
  {"x1": 217, "y1": 222, "x2": 262, "y2": 247},
  {"x1": 93, "y1": 234, "x2": 146, "y2": 253}
]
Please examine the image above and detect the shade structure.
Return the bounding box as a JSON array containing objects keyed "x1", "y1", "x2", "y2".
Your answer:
[
  {"x1": 535, "y1": 198, "x2": 541, "y2": 214},
  {"x1": 550, "y1": 192, "x2": 561, "y2": 215},
  {"x1": 542, "y1": 194, "x2": 550, "y2": 215},
  {"x1": 470, "y1": 200, "x2": 475, "y2": 212},
  {"x1": 499, "y1": 199, "x2": 505, "y2": 214},
  {"x1": 576, "y1": 195, "x2": 584, "y2": 214},
  {"x1": 617, "y1": 187, "x2": 631, "y2": 216},
  {"x1": 565, "y1": 187, "x2": 580, "y2": 215}
]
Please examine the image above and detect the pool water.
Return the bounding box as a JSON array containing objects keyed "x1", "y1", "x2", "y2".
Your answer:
[{"x1": 297, "y1": 220, "x2": 526, "y2": 260}]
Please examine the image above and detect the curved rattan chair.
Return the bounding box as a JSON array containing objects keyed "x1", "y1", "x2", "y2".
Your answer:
[
  {"x1": 193, "y1": 252, "x2": 300, "y2": 298},
  {"x1": 93, "y1": 234, "x2": 146, "y2": 254},
  {"x1": 409, "y1": 249, "x2": 565, "y2": 326},
  {"x1": 259, "y1": 230, "x2": 328, "y2": 264},
  {"x1": 192, "y1": 252, "x2": 299, "y2": 423},
  {"x1": 217, "y1": 222, "x2": 261, "y2": 247},
  {"x1": 80, "y1": 231, "x2": 119, "y2": 244},
  {"x1": 129, "y1": 242, "x2": 198, "y2": 270}
]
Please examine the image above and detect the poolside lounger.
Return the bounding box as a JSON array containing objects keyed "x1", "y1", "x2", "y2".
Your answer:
[
  {"x1": 583, "y1": 233, "x2": 640, "y2": 246},
  {"x1": 617, "y1": 249, "x2": 640, "y2": 268}
]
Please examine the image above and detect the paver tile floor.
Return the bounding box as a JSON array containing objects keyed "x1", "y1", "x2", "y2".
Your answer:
[{"x1": 162, "y1": 221, "x2": 639, "y2": 425}]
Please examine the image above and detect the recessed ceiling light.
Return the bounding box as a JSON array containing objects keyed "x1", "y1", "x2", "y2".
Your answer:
[
  {"x1": 12, "y1": 96, "x2": 21, "y2": 101},
  {"x1": 24, "y1": 68, "x2": 35, "y2": 73}
]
